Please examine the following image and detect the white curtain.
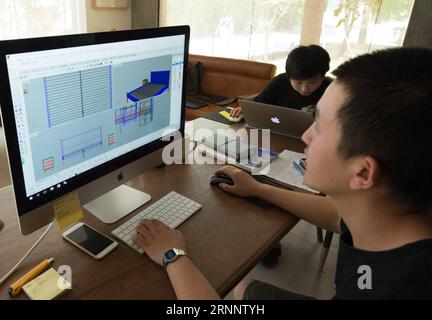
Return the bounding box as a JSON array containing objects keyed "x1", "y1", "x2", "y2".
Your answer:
[{"x1": 0, "y1": 0, "x2": 86, "y2": 41}]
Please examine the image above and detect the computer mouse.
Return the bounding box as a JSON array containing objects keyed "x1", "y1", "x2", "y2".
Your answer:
[
  {"x1": 219, "y1": 110, "x2": 243, "y2": 123},
  {"x1": 227, "y1": 114, "x2": 243, "y2": 123},
  {"x1": 210, "y1": 174, "x2": 234, "y2": 186},
  {"x1": 225, "y1": 107, "x2": 244, "y2": 122}
]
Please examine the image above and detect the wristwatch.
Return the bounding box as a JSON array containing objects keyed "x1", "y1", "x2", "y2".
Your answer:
[{"x1": 162, "y1": 248, "x2": 187, "y2": 269}]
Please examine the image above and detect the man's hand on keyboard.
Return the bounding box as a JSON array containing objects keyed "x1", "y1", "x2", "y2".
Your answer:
[
  {"x1": 215, "y1": 165, "x2": 263, "y2": 198},
  {"x1": 134, "y1": 219, "x2": 186, "y2": 266}
]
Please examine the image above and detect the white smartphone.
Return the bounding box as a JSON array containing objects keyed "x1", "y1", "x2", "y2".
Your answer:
[{"x1": 62, "y1": 222, "x2": 118, "y2": 259}]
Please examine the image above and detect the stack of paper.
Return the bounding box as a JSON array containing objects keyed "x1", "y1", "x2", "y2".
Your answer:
[
  {"x1": 234, "y1": 148, "x2": 279, "y2": 174},
  {"x1": 22, "y1": 268, "x2": 71, "y2": 300},
  {"x1": 198, "y1": 133, "x2": 257, "y2": 161}
]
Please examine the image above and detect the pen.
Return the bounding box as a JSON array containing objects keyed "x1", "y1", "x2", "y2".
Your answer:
[
  {"x1": 8, "y1": 258, "x2": 55, "y2": 297},
  {"x1": 292, "y1": 161, "x2": 305, "y2": 176}
]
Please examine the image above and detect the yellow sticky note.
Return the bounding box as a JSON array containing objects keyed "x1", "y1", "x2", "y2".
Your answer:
[
  {"x1": 52, "y1": 192, "x2": 84, "y2": 230},
  {"x1": 23, "y1": 268, "x2": 71, "y2": 300},
  {"x1": 219, "y1": 110, "x2": 231, "y2": 119}
]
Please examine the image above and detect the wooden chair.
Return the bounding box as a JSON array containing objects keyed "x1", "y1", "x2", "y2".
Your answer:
[
  {"x1": 316, "y1": 192, "x2": 335, "y2": 272},
  {"x1": 317, "y1": 227, "x2": 334, "y2": 272}
]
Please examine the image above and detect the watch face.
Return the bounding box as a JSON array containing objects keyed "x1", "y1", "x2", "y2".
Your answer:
[{"x1": 165, "y1": 249, "x2": 176, "y2": 260}]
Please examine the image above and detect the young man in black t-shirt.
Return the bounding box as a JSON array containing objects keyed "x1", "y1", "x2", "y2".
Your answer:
[
  {"x1": 133, "y1": 48, "x2": 432, "y2": 300},
  {"x1": 230, "y1": 45, "x2": 332, "y2": 118}
]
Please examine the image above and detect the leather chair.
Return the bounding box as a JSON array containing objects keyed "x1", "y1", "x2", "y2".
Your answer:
[{"x1": 189, "y1": 54, "x2": 276, "y2": 98}]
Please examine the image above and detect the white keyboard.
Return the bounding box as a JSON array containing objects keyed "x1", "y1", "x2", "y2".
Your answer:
[{"x1": 111, "y1": 191, "x2": 202, "y2": 254}]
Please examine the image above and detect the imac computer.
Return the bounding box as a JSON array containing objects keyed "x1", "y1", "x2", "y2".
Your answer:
[{"x1": 0, "y1": 26, "x2": 189, "y2": 235}]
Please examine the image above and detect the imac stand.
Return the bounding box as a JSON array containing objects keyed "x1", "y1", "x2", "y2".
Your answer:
[{"x1": 83, "y1": 184, "x2": 151, "y2": 224}]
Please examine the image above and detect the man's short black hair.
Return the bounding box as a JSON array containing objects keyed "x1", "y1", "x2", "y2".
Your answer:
[
  {"x1": 285, "y1": 45, "x2": 330, "y2": 80},
  {"x1": 333, "y1": 48, "x2": 432, "y2": 209}
]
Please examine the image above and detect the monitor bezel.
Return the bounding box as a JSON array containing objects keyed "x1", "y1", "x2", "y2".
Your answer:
[{"x1": 0, "y1": 26, "x2": 189, "y2": 216}]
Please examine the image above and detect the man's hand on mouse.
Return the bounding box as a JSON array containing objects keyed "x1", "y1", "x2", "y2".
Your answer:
[
  {"x1": 215, "y1": 165, "x2": 262, "y2": 197},
  {"x1": 229, "y1": 107, "x2": 243, "y2": 118}
]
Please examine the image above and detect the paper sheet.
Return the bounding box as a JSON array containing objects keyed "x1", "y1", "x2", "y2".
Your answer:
[{"x1": 264, "y1": 150, "x2": 319, "y2": 194}]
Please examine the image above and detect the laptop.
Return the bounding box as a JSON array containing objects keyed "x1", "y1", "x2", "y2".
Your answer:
[{"x1": 238, "y1": 99, "x2": 314, "y2": 139}]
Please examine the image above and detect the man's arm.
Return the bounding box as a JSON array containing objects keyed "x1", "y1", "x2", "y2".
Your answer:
[
  {"x1": 216, "y1": 166, "x2": 341, "y2": 233},
  {"x1": 166, "y1": 256, "x2": 220, "y2": 300},
  {"x1": 255, "y1": 183, "x2": 340, "y2": 233},
  {"x1": 134, "y1": 219, "x2": 220, "y2": 300}
]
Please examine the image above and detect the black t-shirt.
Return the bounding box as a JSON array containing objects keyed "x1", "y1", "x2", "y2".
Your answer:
[
  {"x1": 333, "y1": 220, "x2": 432, "y2": 299},
  {"x1": 254, "y1": 73, "x2": 332, "y2": 109}
]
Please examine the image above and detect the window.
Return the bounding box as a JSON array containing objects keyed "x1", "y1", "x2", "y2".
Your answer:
[
  {"x1": 160, "y1": 0, "x2": 414, "y2": 73},
  {"x1": 0, "y1": 0, "x2": 86, "y2": 41},
  {"x1": 160, "y1": 0, "x2": 305, "y2": 73},
  {"x1": 320, "y1": 0, "x2": 415, "y2": 70}
]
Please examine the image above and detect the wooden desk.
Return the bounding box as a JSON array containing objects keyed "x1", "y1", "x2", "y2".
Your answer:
[{"x1": 0, "y1": 118, "x2": 304, "y2": 300}]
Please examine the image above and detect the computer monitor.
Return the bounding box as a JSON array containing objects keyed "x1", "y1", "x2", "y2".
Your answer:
[{"x1": 0, "y1": 26, "x2": 190, "y2": 235}]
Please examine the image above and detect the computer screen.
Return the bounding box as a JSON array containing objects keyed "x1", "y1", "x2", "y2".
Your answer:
[{"x1": 0, "y1": 26, "x2": 189, "y2": 234}]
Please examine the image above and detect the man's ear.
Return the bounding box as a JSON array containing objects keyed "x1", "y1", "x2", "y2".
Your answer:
[{"x1": 349, "y1": 156, "x2": 381, "y2": 191}]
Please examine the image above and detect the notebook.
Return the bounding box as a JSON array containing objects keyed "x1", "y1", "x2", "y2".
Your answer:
[
  {"x1": 185, "y1": 99, "x2": 207, "y2": 109},
  {"x1": 22, "y1": 268, "x2": 71, "y2": 300},
  {"x1": 194, "y1": 92, "x2": 227, "y2": 104}
]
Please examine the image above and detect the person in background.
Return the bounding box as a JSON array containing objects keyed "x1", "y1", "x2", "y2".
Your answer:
[
  {"x1": 230, "y1": 44, "x2": 332, "y2": 119},
  {"x1": 134, "y1": 48, "x2": 432, "y2": 300}
]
